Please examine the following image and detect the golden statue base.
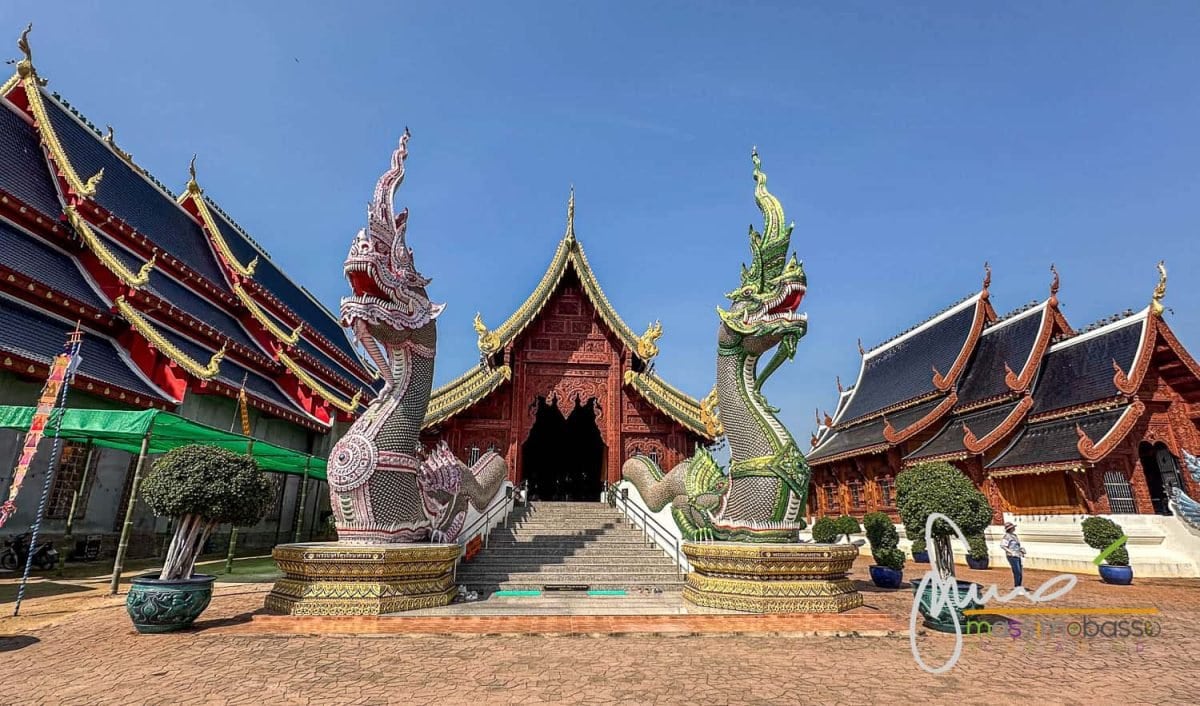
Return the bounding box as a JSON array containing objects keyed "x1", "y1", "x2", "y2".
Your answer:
[
  {"x1": 265, "y1": 542, "x2": 461, "y2": 616},
  {"x1": 682, "y1": 542, "x2": 863, "y2": 613}
]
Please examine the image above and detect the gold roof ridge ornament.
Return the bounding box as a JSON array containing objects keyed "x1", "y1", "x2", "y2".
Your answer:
[
  {"x1": 187, "y1": 156, "x2": 259, "y2": 277},
  {"x1": 564, "y1": 185, "x2": 576, "y2": 242},
  {"x1": 66, "y1": 205, "x2": 153, "y2": 287},
  {"x1": 117, "y1": 296, "x2": 224, "y2": 379},
  {"x1": 233, "y1": 283, "x2": 299, "y2": 344},
  {"x1": 473, "y1": 312, "x2": 501, "y2": 355},
  {"x1": 278, "y1": 351, "x2": 360, "y2": 415},
  {"x1": 13, "y1": 23, "x2": 44, "y2": 86},
  {"x1": 1151, "y1": 260, "x2": 1167, "y2": 317},
  {"x1": 636, "y1": 320, "x2": 663, "y2": 361}
]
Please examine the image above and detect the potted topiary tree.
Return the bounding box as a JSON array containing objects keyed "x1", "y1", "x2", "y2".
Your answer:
[
  {"x1": 863, "y1": 511, "x2": 905, "y2": 588},
  {"x1": 1082, "y1": 516, "x2": 1132, "y2": 585},
  {"x1": 966, "y1": 533, "x2": 990, "y2": 570},
  {"x1": 810, "y1": 516, "x2": 839, "y2": 544},
  {"x1": 897, "y1": 461, "x2": 995, "y2": 632},
  {"x1": 910, "y1": 536, "x2": 929, "y2": 563},
  {"x1": 126, "y1": 445, "x2": 274, "y2": 633},
  {"x1": 835, "y1": 515, "x2": 861, "y2": 543}
]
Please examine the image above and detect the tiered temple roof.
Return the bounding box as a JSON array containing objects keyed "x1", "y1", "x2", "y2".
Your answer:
[
  {"x1": 0, "y1": 26, "x2": 374, "y2": 429},
  {"x1": 810, "y1": 261, "x2": 1200, "y2": 479},
  {"x1": 423, "y1": 192, "x2": 712, "y2": 439}
]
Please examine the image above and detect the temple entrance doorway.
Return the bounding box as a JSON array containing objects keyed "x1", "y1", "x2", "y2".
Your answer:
[
  {"x1": 1139, "y1": 441, "x2": 1182, "y2": 514},
  {"x1": 521, "y1": 397, "x2": 605, "y2": 502}
]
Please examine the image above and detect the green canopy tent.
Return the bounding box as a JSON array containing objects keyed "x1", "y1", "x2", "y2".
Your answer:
[{"x1": 0, "y1": 406, "x2": 328, "y2": 592}]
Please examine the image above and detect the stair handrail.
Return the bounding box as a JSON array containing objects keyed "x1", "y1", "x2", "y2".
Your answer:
[
  {"x1": 455, "y1": 481, "x2": 516, "y2": 552},
  {"x1": 608, "y1": 481, "x2": 689, "y2": 575}
]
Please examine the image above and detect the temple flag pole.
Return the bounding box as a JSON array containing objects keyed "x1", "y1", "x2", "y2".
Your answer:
[
  {"x1": 109, "y1": 427, "x2": 153, "y2": 595},
  {"x1": 13, "y1": 326, "x2": 84, "y2": 616},
  {"x1": 57, "y1": 438, "x2": 94, "y2": 576},
  {"x1": 224, "y1": 378, "x2": 253, "y2": 575},
  {"x1": 292, "y1": 458, "x2": 310, "y2": 543}
]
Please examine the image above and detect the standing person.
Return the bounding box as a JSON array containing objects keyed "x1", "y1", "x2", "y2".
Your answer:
[{"x1": 1001, "y1": 521, "x2": 1026, "y2": 589}]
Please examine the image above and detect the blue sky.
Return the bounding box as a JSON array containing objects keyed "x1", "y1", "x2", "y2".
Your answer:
[{"x1": 11, "y1": 2, "x2": 1200, "y2": 440}]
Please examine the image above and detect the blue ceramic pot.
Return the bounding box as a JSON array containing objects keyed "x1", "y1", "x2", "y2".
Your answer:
[
  {"x1": 1098, "y1": 564, "x2": 1133, "y2": 585},
  {"x1": 869, "y1": 565, "x2": 904, "y2": 589},
  {"x1": 966, "y1": 556, "x2": 990, "y2": 570},
  {"x1": 912, "y1": 550, "x2": 930, "y2": 563},
  {"x1": 911, "y1": 579, "x2": 984, "y2": 633},
  {"x1": 126, "y1": 573, "x2": 215, "y2": 633}
]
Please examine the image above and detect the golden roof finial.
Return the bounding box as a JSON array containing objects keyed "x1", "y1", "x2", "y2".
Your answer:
[
  {"x1": 1049, "y1": 263, "x2": 1060, "y2": 297},
  {"x1": 564, "y1": 185, "x2": 575, "y2": 242},
  {"x1": 636, "y1": 320, "x2": 663, "y2": 361},
  {"x1": 982, "y1": 261, "x2": 992, "y2": 292},
  {"x1": 186, "y1": 154, "x2": 201, "y2": 194},
  {"x1": 1151, "y1": 260, "x2": 1167, "y2": 317},
  {"x1": 474, "y1": 312, "x2": 501, "y2": 355},
  {"x1": 15, "y1": 23, "x2": 33, "y2": 79}
]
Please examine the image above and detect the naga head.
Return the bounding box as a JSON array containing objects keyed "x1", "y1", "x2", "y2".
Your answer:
[
  {"x1": 717, "y1": 149, "x2": 808, "y2": 359},
  {"x1": 341, "y1": 129, "x2": 445, "y2": 342}
]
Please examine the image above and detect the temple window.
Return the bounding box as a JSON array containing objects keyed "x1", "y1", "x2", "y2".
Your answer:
[
  {"x1": 649, "y1": 450, "x2": 660, "y2": 465},
  {"x1": 848, "y1": 476, "x2": 865, "y2": 511},
  {"x1": 823, "y1": 484, "x2": 839, "y2": 513},
  {"x1": 47, "y1": 442, "x2": 97, "y2": 520},
  {"x1": 878, "y1": 475, "x2": 895, "y2": 507},
  {"x1": 467, "y1": 445, "x2": 481, "y2": 465},
  {"x1": 1103, "y1": 471, "x2": 1137, "y2": 514}
]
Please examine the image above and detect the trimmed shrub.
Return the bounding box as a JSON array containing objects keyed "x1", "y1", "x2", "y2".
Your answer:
[
  {"x1": 897, "y1": 461, "x2": 993, "y2": 578},
  {"x1": 1082, "y1": 516, "x2": 1129, "y2": 566},
  {"x1": 864, "y1": 511, "x2": 904, "y2": 571},
  {"x1": 142, "y1": 445, "x2": 275, "y2": 580},
  {"x1": 835, "y1": 515, "x2": 861, "y2": 541},
  {"x1": 811, "y1": 516, "x2": 839, "y2": 544},
  {"x1": 911, "y1": 537, "x2": 927, "y2": 556},
  {"x1": 967, "y1": 534, "x2": 989, "y2": 561}
]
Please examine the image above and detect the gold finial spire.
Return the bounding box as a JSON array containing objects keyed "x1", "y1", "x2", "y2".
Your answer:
[
  {"x1": 15, "y1": 23, "x2": 33, "y2": 79},
  {"x1": 564, "y1": 185, "x2": 576, "y2": 242},
  {"x1": 186, "y1": 154, "x2": 201, "y2": 194},
  {"x1": 636, "y1": 321, "x2": 663, "y2": 361},
  {"x1": 1049, "y1": 263, "x2": 1060, "y2": 296},
  {"x1": 982, "y1": 261, "x2": 992, "y2": 292},
  {"x1": 1151, "y1": 260, "x2": 1167, "y2": 317}
]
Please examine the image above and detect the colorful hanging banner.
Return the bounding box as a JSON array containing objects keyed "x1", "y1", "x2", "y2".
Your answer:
[{"x1": 0, "y1": 328, "x2": 83, "y2": 528}]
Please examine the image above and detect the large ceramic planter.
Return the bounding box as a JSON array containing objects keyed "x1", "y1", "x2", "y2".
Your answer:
[
  {"x1": 1098, "y1": 564, "x2": 1133, "y2": 585},
  {"x1": 912, "y1": 550, "x2": 930, "y2": 564},
  {"x1": 911, "y1": 579, "x2": 984, "y2": 633},
  {"x1": 966, "y1": 555, "x2": 990, "y2": 570},
  {"x1": 869, "y1": 565, "x2": 904, "y2": 589},
  {"x1": 126, "y1": 573, "x2": 215, "y2": 634}
]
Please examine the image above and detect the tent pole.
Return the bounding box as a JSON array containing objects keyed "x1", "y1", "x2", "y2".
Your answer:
[
  {"x1": 292, "y1": 459, "x2": 310, "y2": 543},
  {"x1": 226, "y1": 438, "x2": 255, "y2": 574},
  {"x1": 109, "y1": 431, "x2": 152, "y2": 595}
]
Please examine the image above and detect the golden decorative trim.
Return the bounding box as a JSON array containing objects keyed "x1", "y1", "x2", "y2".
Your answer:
[
  {"x1": 636, "y1": 320, "x2": 663, "y2": 361},
  {"x1": 279, "y1": 351, "x2": 362, "y2": 414},
  {"x1": 0, "y1": 72, "x2": 18, "y2": 96},
  {"x1": 624, "y1": 370, "x2": 711, "y2": 438},
  {"x1": 102, "y1": 125, "x2": 145, "y2": 175},
  {"x1": 233, "y1": 283, "x2": 300, "y2": 344},
  {"x1": 423, "y1": 364, "x2": 512, "y2": 428},
  {"x1": 116, "y1": 296, "x2": 224, "y2": 379},
  {"x1": 66, "y1": 206, "x2": 153, "y2": 287},
  {"x1": 473, "y1": 312, "x2": 500, "y2": 355},
  {"x1": 1151, "y1": 260, "x2": 1166, "y2": 317},
  {"x1": 682, "y1": 542, "x2": 863, "y2": 614},
  {"x1": 700, "y1": 384, "x2": 723, "y2": 438},
  {"x1": 988, "y1": 463, "x2": 1086, "y2": 480},
  {"x1": 185, "y1": 171, "x2": 258, "y2": 276},
  {"x1": 23, "y1": 77, "x2": 101, "y2": 198}
]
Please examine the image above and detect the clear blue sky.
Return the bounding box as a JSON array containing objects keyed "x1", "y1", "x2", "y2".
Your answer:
[{"x1": 12, "y1": 2, "x2": 1200, "y2": 440}]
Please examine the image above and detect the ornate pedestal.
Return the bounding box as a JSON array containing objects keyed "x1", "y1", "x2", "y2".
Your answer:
[
  {"x1": 682, "y1": 542, "x2": 863, "y2": 613},
  {"x1": 265, "y1": 542, "x2": 460, "y2": 616}
]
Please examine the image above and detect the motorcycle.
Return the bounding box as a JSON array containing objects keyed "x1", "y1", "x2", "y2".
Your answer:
[{"x1": 0, "y1": 532, "x2": 59, "y2": 571}]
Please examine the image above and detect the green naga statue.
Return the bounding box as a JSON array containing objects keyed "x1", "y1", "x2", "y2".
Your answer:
[{"x1": 622, "y1": 150, "x2": 810, "y2": 542}]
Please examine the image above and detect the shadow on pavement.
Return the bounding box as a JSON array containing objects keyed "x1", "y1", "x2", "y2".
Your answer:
[
  {"x1": 0, "y1": 635, "x2": 39, "y2": 651},
  {"x1": 0, "y1": 581, "x2": 91, "y2": 603}
]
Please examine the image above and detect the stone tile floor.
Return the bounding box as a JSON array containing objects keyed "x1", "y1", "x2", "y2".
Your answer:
[{"x1": 1, "y1": 557, "x2": 1197, "y2": 705}]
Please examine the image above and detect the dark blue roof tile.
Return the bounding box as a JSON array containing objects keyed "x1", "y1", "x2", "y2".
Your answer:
[
  {"x1": 986, "y1": 406, "x2": 1128, "y2": 469},
  {"x1": 1031, "y1": 317, "x2": 1144, "y2": 415},
  {"x1": 956, "y1": 306, "x2": 1044, "y2": 406},
  {"x1": 42, "y1": 96, "x2": 230, "y2": 288},
  {"x1": 837, "y1": 297, "x2": 980, "y2": 423},
  {"x1": 0, "y1": 102, "x2": 61, "y2": 217},
  {"x1": 0, "y1": 295, "x2": 170, "y2": 402},
  {"x1": 905, "y1": 401, "x2": 1020, "y2": 461},
  {"x1": 810, "y1": 397, "x2": 945, "y2": 462},
  {"x1": 0, "y1": 218, "x2": 107, "y2": 310}
]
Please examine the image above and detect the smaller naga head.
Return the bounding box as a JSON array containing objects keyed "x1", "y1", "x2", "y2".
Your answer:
[
  {"x1": 718, "y1": 149, "x2": 808, "y2": 358},
  {"x1": 342, "y1": 129, "x2": 445, "y2": 340}
]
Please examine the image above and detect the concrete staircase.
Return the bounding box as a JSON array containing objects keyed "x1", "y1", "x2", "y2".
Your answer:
[{"x1": 456, "y1": 501, "x2": 686, "y2": 594}]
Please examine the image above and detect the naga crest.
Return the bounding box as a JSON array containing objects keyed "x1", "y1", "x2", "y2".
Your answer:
[
  {"x1": 341, "y1": 129, "x2": 445, "y2": 332},
  {"x1": 717, "y1": 150, "x2": 808, "y2": 357}
]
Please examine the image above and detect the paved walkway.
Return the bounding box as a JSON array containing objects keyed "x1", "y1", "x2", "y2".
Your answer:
[{"x1": 1, "y1": 558, "x2": 1198, "y2": 704}]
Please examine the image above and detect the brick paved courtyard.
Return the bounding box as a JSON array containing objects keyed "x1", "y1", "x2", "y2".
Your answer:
[{"x1": 1, "y1": 558, "x2": 1198, "y2": 705}]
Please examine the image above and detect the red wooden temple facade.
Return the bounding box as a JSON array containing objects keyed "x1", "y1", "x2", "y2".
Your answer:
[
  {"x1": 420, "y1": 195, "x2": 715, "y2": 499},
  {"x1": 807, "y1": 265, "x2": 1200, "y2": 523}
]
